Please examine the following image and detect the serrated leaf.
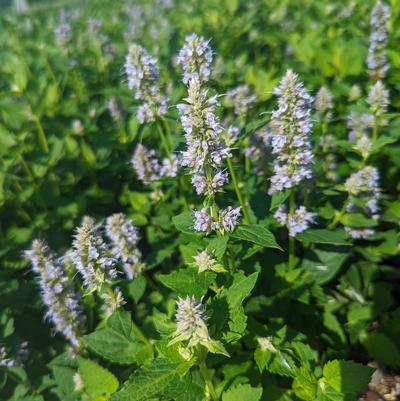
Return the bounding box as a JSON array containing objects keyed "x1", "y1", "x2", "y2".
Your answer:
[
  {"x1": 322, "y1": 360, "x2": 373, "y2": 394},
  {"x1": 77, "y1": 357, "x2": 119, "y2": 401},
  {"x1": 297, "y1": 229, "x2": 349, "y2": 245},
  {"x1": 292, "y1": 367, "x2": 318, "y2": 401},
  {"x1": 270, "y1": 191, "x2": 290, "y2": 211},
  {"x1": 110, "y1": 358, "x2": 190, "y2": 401},
  {"x1": 304, "y1": 248, "x2": 348, "y2": 284},
  {"x1": 202, "y1": 339, "x2": 230, "y2": 357},
  {"x1": 126, "y1": 275, "x2": 147, "y2": 304},
  {"x1": 172, "y1": 212, "x2": 196, "y2": 234},
  {"x1": 362, "y1": 332, "x2": 400, "y2": 366},
  {"x1": 158, "y1": 267, "x2": 216, "y2": 297},
  {"x1": 83, "y1": 311, "x2": 151, "y2": 364},
  {"x1": 226, "y1": 272, "x2": 259, "y2": 309},
  {"x1": 231, "y1": 225, "x2": 282, "y2": 250},
  {"x1": 51, "y1": 366, "x2": 75, "y2": 397},
  {"x1": 340, "y1": 214, "x2": 377, "y2": 228},
  {"x1": 222, "y1": 383, "x2": 262, "y2": 401},
  {"x1": 206, "y1": 235, "x2": 229, "y2": 260}
]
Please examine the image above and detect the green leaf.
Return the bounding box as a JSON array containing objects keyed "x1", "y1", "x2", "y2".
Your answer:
[
  {"x1": 340, "y1": 214, "x2": 378, "y2": 228},
  {"x1": 51, "y1": 366, "x2": 76, "y2": 397},
  {"x1": 362, "y1": 332, "x2": 400, "y2": 366},
  {"x1": 292, "y1": 367, "x2": 318, "y2": 401},
  {"x1": 270, "y1": 191, "x2": 290, "y2": 211},
  {"x1": 158, "y1": 267, "x2": 216, "y2": 297},
  {"x1": 77, "y1": 357, "x2": 119, "y2": 401},
  {"x1": 231, "y1": 224, "x2": 281, "y2": 250},
  {"x1": 322, "y1": 360, "x2": 373, "y2": 394},
  {"x1": 304, "y1": 248, "x2": 348, "y2": 284},
  {"x1": 81, "y1": 140, "x2": 96, "y2": 167},
  {"x1": 110, "y1": 358, "x2": 190, "y2": 401},
  {"x1": 297, "y1": 230, "x2": 349, "y2": 245},
  {"x1": 206, "y1": 235, "x2": 229, "y2": 260},
  {"x1": 179, "y1": 243, "x2": 199, "y2": 264},
  {"x1": 202, "y1": 339, "x2": 230, "y2": 357},
  {"x1": 258, "y1": 348, "x2": 297, "y2": 377},
  {"x1": 126, "y1": 275, "x2": 147, "y2": 304},
  {"x1": 226, "y1": 272, "x2": 259, "y2": 309},
  {"x1": 172, "y1": 212, "x2": 196, "y2": 234},
  {"x1": 222, "y1": 383, "x2": 263, "y2": 401},
  {"x1": 82, "y1": 311, "x2": 152, "y2": 364}
]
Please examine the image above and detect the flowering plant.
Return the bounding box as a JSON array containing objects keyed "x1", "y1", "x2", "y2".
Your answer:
[{"x1": 1, "y1": 1, "x2": 400, "y2": 401}]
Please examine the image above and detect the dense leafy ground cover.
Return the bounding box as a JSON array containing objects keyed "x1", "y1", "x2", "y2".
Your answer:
[{"x1": 1, "y1": 0, "x2": 400, "y2": 400}]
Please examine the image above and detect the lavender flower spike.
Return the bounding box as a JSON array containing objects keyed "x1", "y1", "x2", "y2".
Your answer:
[
  {"x1": 344, "y1": 166, "x2": 381, "y2": 239},
  {"x1": 25, "y1": 240, "x2": 86, "y2": 346},
  {"x1": 368, "y1": 80, "x2": 389, "y2": 116},
  {"x1": 367, "y1": 1, "x2": 390, "y2": 79},
  {"x1": 178, "y1": 79, "x2": 231, "y2": 196},
  {"x1": 274, "y1": 205, "x2": 316, "y2": 237},
  {"x1": 131, "y1": 143, "x2": 160, "y2": 185},
  {"x1": 177, "y1": 33, "x2": 213, "y2": 84},
  {"x1": 170, "y1": 296, "x2": 211, "y2": 347},
  {"x1": 71, "y1": 216, "x2": 118, "y2": 291},
  {"x1": 269, "y1": 70, "x2": 314, "y2": 194},
  {"x1": 124, "y1": 44, "x2": 168, "y2": 123},
  {"x1": 105, "y1": 213, "x2": 145, "y2": 280}
]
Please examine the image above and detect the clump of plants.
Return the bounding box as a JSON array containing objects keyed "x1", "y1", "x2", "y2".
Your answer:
[{"x1": 1, "y1": 0, "x2": 400, "y2": 401}]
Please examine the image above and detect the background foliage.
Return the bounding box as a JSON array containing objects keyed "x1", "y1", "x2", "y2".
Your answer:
[{"x1": 0, "y1": 0, "x2": 399, "y2": 400}]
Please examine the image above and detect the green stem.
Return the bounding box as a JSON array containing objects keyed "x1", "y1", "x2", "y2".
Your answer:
[
  {"x1": 33, "y1": 114, "x2": 49, "y2": 153},
  {"x1": 372, "y1": 115, "x2": 379, "y2": 142},
  {"x1": 20, "y1": 156, "x2": 34, "y2": 181},
  {"x1": 86, "y1": 292, "x2": 95, "y2": 332},
  {"x1": 227, "y1": 157, "x2": 250, "y2": 223},
  {"x1": 157, "y1": 119, "x2": 190, "y2": 211},
  {"x1": 288, "y1": 191, "x2": 296, "y2": 269},
  {"x1": 156, "y1": 120, "x2": 171, "y2": 156},
  {"x1": 328, "y1": 201, "x2": 347, "y2": 230},
  {"x1": 199, "y1": 361, "x2": 218, "y2": 401},
  {"x1": 117, "y1": 121, "x2": 128, "y2": 144}
]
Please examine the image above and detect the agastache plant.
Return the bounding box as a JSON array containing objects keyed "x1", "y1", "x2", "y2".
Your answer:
[
  {"x1": 347, "y1": 112, "x2": 375, "y2": 160},
  {"x1": 269, "y1": 69, "x2": 314, "y2": 194},
  {"x1": 169, "y1": 296, "x2": 228, "y2": 399},
  {"x1": 124, "y1": 43, "x2": 168, "y2": 123},
  {"x1": 131, "y1": 143, "x2": 161, "y2": 185},
  {"x1": 177, "y1": 33, "x2": 213, "y2": 84},
  {"x1": 367, "y1": 0, "x2": 390, "y2": 80},
  {"x1": 343, "y1": 166, "x2": 381, "y2": 239},
  {"x1": 71, "y1": 216, "x2": 118, "y2": 292},
  {"x1": 131, "y1": 143, "x2": 180, "y2": 185},
  {"x1": 269, "y1": 70, "x2": 315, "y2": 253},
  {"x1": 25, "y1": 239, "x2": 86, "y2": 347},
  {"x1": 177, "y1": 72, "x2": 241, "y2": 233},
  {"x1": 54, "y1": 9, "x2": 72, "y2": 47},
  {"x1": 368, "y1": 80, "x2": 389, "y2": 141},
  {"x1": 105, "y1": 213, "x2": 145, "y2": 280},
  {"x1": 225, "y1": 85, "x2": 257, "y2": 124}
]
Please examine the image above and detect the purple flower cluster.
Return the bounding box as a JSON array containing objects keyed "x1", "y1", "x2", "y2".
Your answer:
[
  {"x1": 124, "y1": 44, "x2": 168, "y2": 123},
  {"x1": 25, "y1": 240, "x2": 86, "y2": 347},
  {"x1": 274, "y1": 205, "x2": 316, "y2": 237},
  {"x1": 269, "y1": 70, "x2": 314, "y2": 194},
  {"x1": 105, "y1": 213, "x2": 145, "y2": 280},
  {"x1": 367, "y1": 1, "x2": 390, "y2": 79},
  {"x1": 177, "y1": 33, "x2": 213, "y2": 84},
  {"x1": 178, "y1": 79, "x2": 231, "y2": 197},
  {"x1": 71, "y1": 216, "x2": 118, "y2": 291},
  {"x1": 131, "y1": 143, "x2": 181, "y2": 185},
  {"x1": 344, "y1": 166, "x2": 381, "y2": 239}
]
